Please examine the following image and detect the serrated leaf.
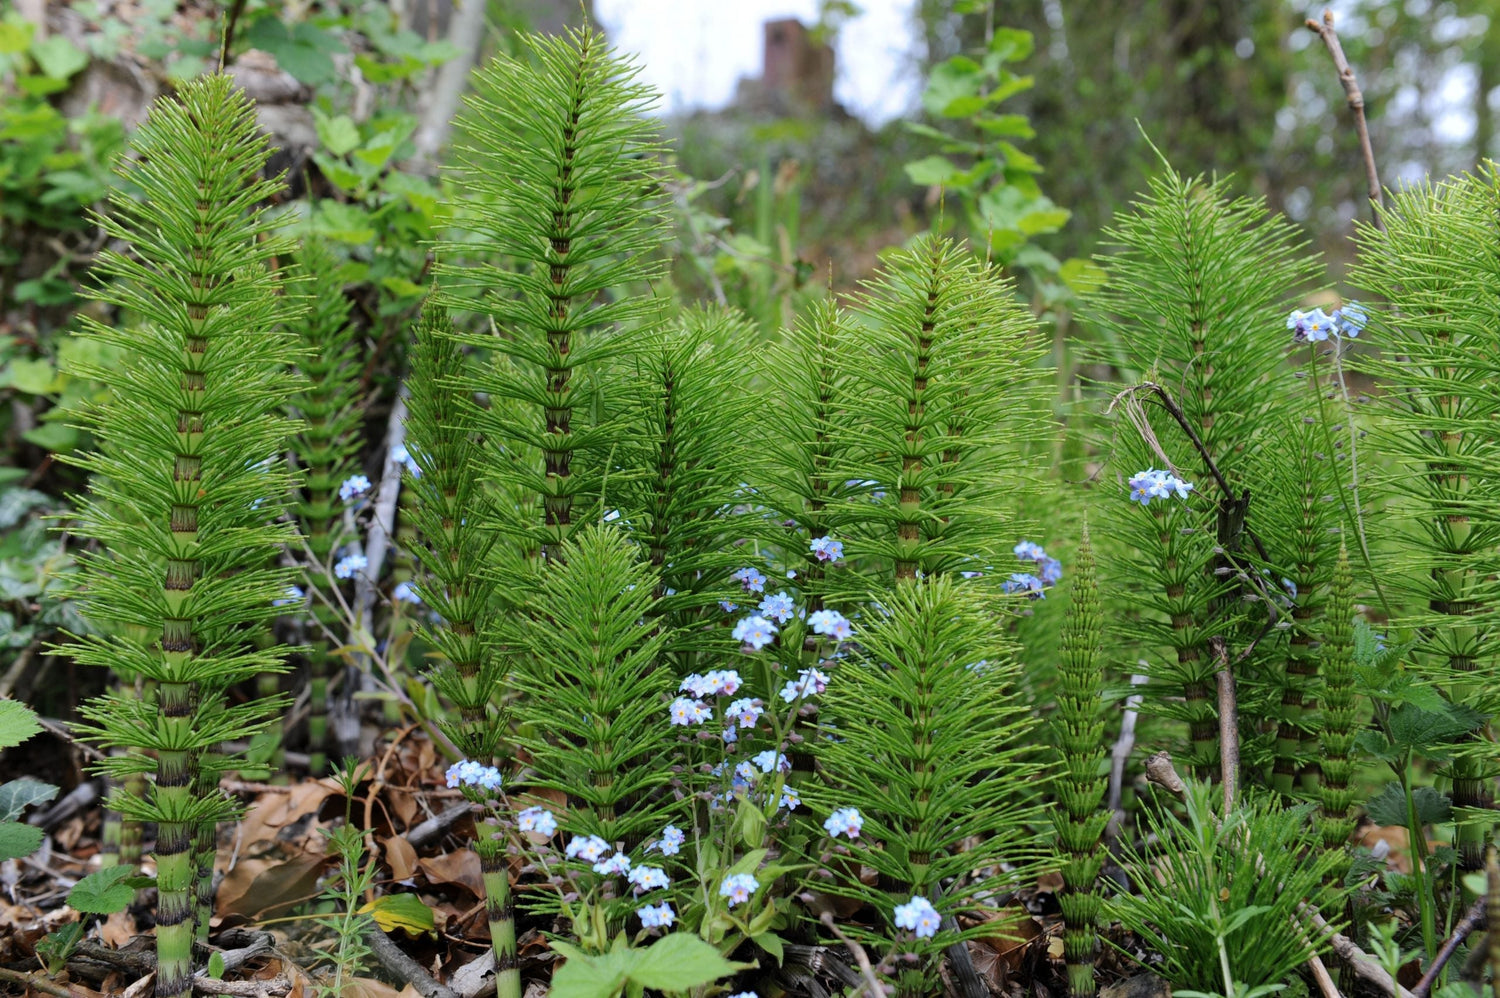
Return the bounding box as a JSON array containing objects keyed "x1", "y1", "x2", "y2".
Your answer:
[
  {"x1": 0, "y1": 699, "x2": 42, "y2": 750},
  {"x1": 68, "y1": 865, "x2": 138, "y2": 913},
  {"x1": 922, "y1": 57, "x2": 984, "y2": 118},
  {"x1": 314, "y1": 111, "x2": 361, "y2": 157},
  {"x1": 904, "y1": 156, "x2": 958, "y2": 187},
  {"x1": 1365, "y1": 783, "x2": 1451, "y2": 828},
  {"x1": 1387, "y1": 703, "x2": 1479, "y2": 756},
  {"x1": 0, "y1": 821, "x2": 42, "y2": 861},
  {"x1": 358, "y1": 892, "x2": 434, "y2": 936},
  {"x1": 0, "y1": 777, "x2": 58, "y2": 822},
  {"x1": 626, "y1": 932, "x2": 744, "y2": 992}
]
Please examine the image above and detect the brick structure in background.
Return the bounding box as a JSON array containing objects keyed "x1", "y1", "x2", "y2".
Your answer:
[{"x1": 736, "y1": 18, "x2": 837, "y2": 116}]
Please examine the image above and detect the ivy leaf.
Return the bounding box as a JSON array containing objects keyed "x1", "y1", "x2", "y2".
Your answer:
[
  {"x1": 0, "y1": 777, "x2": 57, "y2": 822},
  {"x1": 357, "y1": 893, "x2": 435, "y2": 936},
  {"x1": 626, "y1": 932, "x2": 745, "y2": 992},
  {"x1": 69, "y1": 865, "x2": 140, "y2": 914},
  {"x1": 0, "y1": 700, "x2": 42, "y2": 750},
  {"x1": 1365, "y1": 783, "x2": 1451, "y2": 828}
]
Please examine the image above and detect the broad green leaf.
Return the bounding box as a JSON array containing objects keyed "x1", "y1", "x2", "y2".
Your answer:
[
  {"x1": 549, "y1": 940, "x2": 629, "y2": 998},
  {"x1": 314, "y1": 111, "x2": 361, "y2": 157},
  {"x1": 2, "y1": 357, "x2": 57, "y2": 394},
  {"x1": 0, "y1": 821, "x2": 41, "y2": 861},
  {"x1": 1059, "y1": 257, "x2": 1108, "y2": 293},
  {"x1": 21, "y1": 422, "x2": 79, "y2": 453},
  {"x1": 753, "y1": 930, "x2": 785, "y2": 965},
  {"x1": 922, "y1": 57, "x2": 985, "y2": 118},
  {"x1": 626, "y1": 932, "x2": 744, "y2": 992},
  {"x1": 987, "y1": 27, "x2": 1034, "y2": 62},
  {"x1": 0, "y1": 20, "x2": 33, "y2": 55},
  {"x1": 975, "y1": 114, "x2": 1036, "y2": 138},
  {"x1": 0, "y1": 699, "x2": 41, "y2": 749},
  {"x1": 997, "y1": 140, "x2": 1042, "y2": 173},
  {"x1": 726, "y1": 847, "x2": 768, "y2": 878},
  {"x1": 732, "y1": 796, "x2": 767, "y2": 849},
  {"x1": 0, "y1": 777, "x2": 57, "y2": 822},
  {"x1": 69, "y1": 865, "x2": 139, "y2": 914},
  {"x1": 30, "y1": 36, "x2": 87, "y2": 80},
  {"x1": 358, "y1": 892, "x2": 435, "y2": 936},
  {"x1": 1365, "y1": 783, "x2": 1451, "y2": 828},
  {"x1": 904, "y1": 156, "x2": 958, "y2": 187},
  {"x1": 207, "y1": 951, "x2": 225, "y2": 979}
]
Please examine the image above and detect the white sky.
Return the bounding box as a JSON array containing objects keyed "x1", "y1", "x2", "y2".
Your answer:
[{"x1": 594, "y1": 0, "x2": 922, "y2": 124}]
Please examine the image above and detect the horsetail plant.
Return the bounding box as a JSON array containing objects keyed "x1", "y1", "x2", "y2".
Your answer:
[
  {"x1": 813, "y1": 577, "x2": 1044, "y2": 998},
  {"x1": 402, "y1": 300, "x2": 517, "y2": 997},
  {"x1": 285, "y1": 238, "x2": 362, "y2": 777},
  {"x1": 437, "y1": 24, "x2": 667, "y2": 565},
  {"x1": 1316, "y1": 542, "x2": 1359, "y2": 881},
  {"x1": 1086, "y1": 166, "x2": 1319, "y2": 780},
  {"x1": 1050, "y1": 526, "x2": 1107, "y2": 998},
  {"x1": 62, "y1": 74, "x2": 302, "y2": 998},
  {"x1": 1351, "y1": 169, "x2": 1500, "y2": 870}
]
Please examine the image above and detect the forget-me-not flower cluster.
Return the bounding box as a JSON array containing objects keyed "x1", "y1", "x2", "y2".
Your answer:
[
  {"x1": 823, "y1": 807, "x2": 863, "y2": 839},
  {"x1": 517, "y1": 806, "x2": 557, "y2": 837},
  {"x1": 653, "y1": 824, "x2": 685, "y2": 856},
  {"x1": 339, "y1": 474, "x2": 371, "y2": 502},
  {"x1": 732, "y1": 615, "x2": 778, "y2": 651},
  {"x1": 1288, "y1": 301, "x2": 1367, "y2": 343},
  {"x1": 334, "y1": 552, "x2": 368, "y2": 579},
  {"x1": 1128, "y1": 468, "x2": 1195, "y2": 507},
  {"x1": 391, "y1": 443, "x2": 422, "y2": 478},
  {"x1": 758, "y1": 591, "x2": 795, "y2": 623},
  {"x1": 780, "y1": 666, "x2": 830, "y2": 703},
  {"x1": 273, "y1": 585, "x2": 305, "y2": 607},
  {"x1": 894, "y1": 895, "x2": 941, "y2": 938},
  {"x1": 446, "y1": 760, "x2": 502, "y2": 792},
  {"x1": 637, "y1": 901, "x2": 675, "y2": 928},
  {"x1": 731, "y1": 567, "x2": 767, "y2": 594},
  {"x1": 719, "y1": 872, "x2": 759, "y2": 906},
  {"x1": 807, "y1": 609, "x2": 852, "y2": 640},
  {"x1": 393, "y1": 580, "x2": 422, "y2": 604},
  {"x1": 681, "y1": 670, "x2": 742, "y2": 698},
  {"x1": 810, "y1": 535, "x2": 844, "y2": 562}
]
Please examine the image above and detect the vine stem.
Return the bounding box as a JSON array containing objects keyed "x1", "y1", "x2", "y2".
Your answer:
[{"x1": 1305, "y1": 10, "x2": 1384, "y2": 231}]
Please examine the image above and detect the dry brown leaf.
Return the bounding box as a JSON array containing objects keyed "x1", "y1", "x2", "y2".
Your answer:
[
  {"x1": 101, "y1": 909, "x2": 136, "y2": 948},
  {"x1": 238, "y1": 782, "x2": 336, "y2": 850},
  {"x1": 121, "y1": 970, "x2": 154, "y2": 998},
  {"x1": 420, "y1": 850, "x2": 484, "y2": 898},
  {"x1": 966, "y1": 906, "x2": 1040, "y2": 972},
  {"x1": 342, "y1": 978, "x2": 405, "y2": 998},
  {"x1": 1036, "y1": 871, "x2": 1065, "y2": 893},
  {"x1": 218, "y1": 852, "x2": 328, "y2": 920},
  {"x1": 385, "y1": 835, "x2": 419, "y2": 881}
]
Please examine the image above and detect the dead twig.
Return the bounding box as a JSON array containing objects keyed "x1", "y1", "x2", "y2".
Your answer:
[
  {"x1": 406, "y1": 801, "x2": 474, "y2": 849},
  {"x1": 1299, "y1": 903, "x2": 1413, "y2": 998},
  {"x1": 1144, "y1": 751, "x2": 1186, "y2": 801},
  {"x1": 1410, "y1": 898, "x2": 1486, "y2": 998},
  {"x1": 1305, "y1": 10, "x2": 1384, "y2": 230},
  {"x1": 1210, "y1": 637, "x2": 1240, "y2": 814},
  {"x1": 819, "y1": 911, "x2": 887, "y2": 998},
  {"x1": 0, "y1": 964, "x2": 90, "y2": 997},
  {"x1": 193, "y1": 977, "x2": 292, "y2": 997},
  {"x1": 364, "y1": 925, "x2": 460, "y2": 998}
]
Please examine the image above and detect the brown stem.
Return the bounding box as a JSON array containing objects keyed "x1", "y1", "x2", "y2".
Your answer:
[
  {"x1": 1305, "y1": 10, "x2": 1384, "y2": 231},
  {"x1": 1210, "y1": 636, "x2": 1239, "y2": 813},
  {"x1": 0, "y1": 965, "x2": 85, "y2": 997},
  {"x1": 819, "y1": 911, "x2": 887, "y2": 998},
  {"x1": 1410, "y1": 898, "x2": 1485, "y2": 998}
]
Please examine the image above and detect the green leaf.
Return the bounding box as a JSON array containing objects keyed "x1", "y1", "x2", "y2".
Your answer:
[
  {"x1": 626, "y1": 932, "x2": 744, "y2": 992},
  {"x1": 314, "y1": 111, "x2": 361, "y2": 157},
  {"x1": 0, "y1": 821, "x2": 42, "y2": 861},
  {"x1": 1059, "y1": 258, "x2": 1108, "y2": 293},
  {"x1": 549, "y1": 940, "x2": 629, "y2": 998},
  {"x1": 974, "y1": 114, "x2": 1035, "y2": 138},
  {"x1": 68, "y1": 865, "x2": 138, "y2": 914},
  {"x1": 904, "y1": 156, "x2": 959, "y2": 187},
  {"x1": 1365, "y1": 783, "x2": 1451, "y2": 828},
  {"x1": 29, "y1": 36, "x2": 87, "y2": 80},
  {"x1": 2, "y1": 357, "x2": 57, "y2": 394},
  {"x1": 1387, "y1": 703, "x2": 1481, "y2": 756},
  {"x1": 732, "y1": 796, "x2": 767, "y2": 849},
  {"x1": 923, "y1": 57, "x2": 985, "y2": 118},
  {"x1": 0, "y1": 777, "x2": 57, "y2": 822},
  {"x1": 0, "y1": 20, "x2": 33, "y2": 55},
  {"x1": 753, "y1": 931, "x2": 785, "y2": 966},
  {"x1": 207, "y1": 951, "x2": 225, "y2": 979},
  {"x1": 987, "y1": 27, "x2": 1034, "y2": 63},
  {"x1": 0, "y1": 699, "x2": 42, "y2": 750},
  {"x1": 357, "y1": 892, "x2": 435, "y2": 936},
  {"x1": 21, "y1": 422, "x2": 79, "y2": 453}
]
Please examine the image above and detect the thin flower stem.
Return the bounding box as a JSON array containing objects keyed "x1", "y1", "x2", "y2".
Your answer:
[{"x1": 1306, "y1": 348, "x2": 1392, "y2": 617}]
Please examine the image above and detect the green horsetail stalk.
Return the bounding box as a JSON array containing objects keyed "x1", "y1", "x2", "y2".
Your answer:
[
  {"x1": 1050, "y1": 526, "x2": 1108, "y2": 998},
  {"x1": 285, "y1": 240, "x2": 361, "y2": 777},
  {"x1": 1351, "y1": 171, "x2": 1500, "y2": 871},
  {"x1": 1316, "y1": 543, "x2": 1358, "y2": 881},
  {"x1": 63, "y1": 75, "x2": 302, "y2": 998},
  {"x1": 403, "y1": 301, "x2": 516, "y2": 998}
]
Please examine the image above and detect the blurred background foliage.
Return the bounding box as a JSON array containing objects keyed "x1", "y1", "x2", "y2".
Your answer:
[{"x1": 0, "y1": 0, "x2": 1494, "y2": 687}]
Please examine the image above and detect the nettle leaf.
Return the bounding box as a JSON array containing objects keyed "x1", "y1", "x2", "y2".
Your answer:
[
  {"x1": 68, "y1": 865, "x2": 139, "y2": 914},
  {"x1": 922, "y1": 56, "x2": 985, "y2": 118},
  {"x1": 0, "y1": 777, "x2": 58, "y2": 822},
  {"x1": 549, "y1": 940, "x2": 629, "y2": 998},
  {"x1": 0, "y1": 821, "x2": 42, "y2": 861},
  {"x1": 1387, "y1": 703, "x2": 1482, "y2": 757},
  {"x1": 0, "y1": 699, "x2": 42, "y2": 750},
  {"x1": 1365, "y1": 783, "x2": 1451, "y2": 828}
]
